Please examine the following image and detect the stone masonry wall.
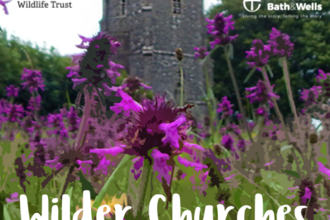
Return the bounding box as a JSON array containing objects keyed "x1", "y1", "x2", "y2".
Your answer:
[{"x1": 100, "y1": 0, "x2": 209, "y2": 119}]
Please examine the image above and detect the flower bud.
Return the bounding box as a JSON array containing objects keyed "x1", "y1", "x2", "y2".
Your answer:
[{"x1": 175, "y1": 48, "x2": 184, "y2": 61}]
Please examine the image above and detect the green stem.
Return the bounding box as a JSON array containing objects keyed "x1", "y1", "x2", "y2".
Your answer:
[
  {"x1": 31, "y1": 92, "x2": 39, "y2": 123},
  {"x1": 203, "y1": 65, "x2": 215, "y2": 143},
  {"x1": 74, "y1": 88, "x2": 92, "y2": 149},
  {"x1": 282, "y1": 57, "x2": 298, "y2": 119},
  {"x1": 60, "y1": 165, "x2": 75, "y2": 197},
  {"x1": 261, "y1": 67, "x2": 285, "y2": 126},
  {"x1": 92, "y1": 155, "x2": 131, "y2": 209},
  {"x1": 180, "y1": 61, "x2": 184, "y2": 107},
  {"x1": 134, "y1": 158, "x2": 153, "y2": 217},
  {"x1": 224, "y1": 46, "x2": 253, "y2": 143},
  {"x1": 165, "y1": 165, "x2": 175, "y2": 209},
  {"x1": 256, "y1": 115, "x2": 265, "y2": 139},
  {"x1": 214, "y1": 118, "x2": 223, "y2": 144}
]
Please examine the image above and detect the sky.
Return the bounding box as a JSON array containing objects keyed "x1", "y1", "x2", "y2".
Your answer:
[{"x1": 0, "y1": 0, "x2": 220, "y2": 56}]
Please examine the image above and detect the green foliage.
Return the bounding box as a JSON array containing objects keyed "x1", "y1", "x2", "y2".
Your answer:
[
  {"x1": 206, "y1": 0, "x2": 330, "y2": 117},
  {"x1": 0, "y1": 29, "x2": 76, "y2": 115},
  {"x1": 76, "y1": 171, "x2": 98, "y2": 200}
]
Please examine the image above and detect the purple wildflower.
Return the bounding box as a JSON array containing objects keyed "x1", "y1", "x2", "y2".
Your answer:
[
  {"x1": 246, "y1": 39, "x2": 275, "y2": 71},
  {"x1": 91, "y1": 95, "x2": 206, "y2": 184},
  {"x1": 121, "y1": 76, "x2": 152, "y2": 92},
  {"x1": 6, "y1": 192, "x2": 19, "y2": 203},
  {"x1": 246, "y1": 80, "x2": 279, "y2": 107},
  {"x1": 264, "y1": 161, "x2": 274, "y2": 166},
  {"x1": 300, "y1": 86, "x2": 322, "y2": 101},
  {"x1": 21, "y1": 68, "x2": 45, "y2": 93},
  {"x1": 221, "y1": 134, "x2": 234, "y2": 151},
  {"x1": 301, "y1": 187, "x2": 312, "y2": 204},
  {"x1": 224, "y1": 174, "x2": 236, "y2": 181},
  {"x1": 225, "y1": 123, "x2": 241, "y2": 135},
  {"x1": 318, "y1": 162, "x2": 330, "y2": 179},
  {"x1": 194, "y1": 47, "x2": 209, "y2": 59},
  {"x1": 0, "y1": 0, "x2": 11, "y2": 15},
  {"x1": 159, "y1": 114, "x2": 186, "y2": 149},
  {"x1": 66, "y1": 107, "x2": 81, "y2": 134},
  {"x1": 206, "y1": 13, "x2": 238, "y2": 49},
  {"x1": 27, "y1": 95, "x2": 41, "y2": 112},
  {"x1": 5, "y1": 104, "x2": 24, "y2": 122},
  {"x1": 47, "y1": 113, "x2": 68, "y2": 139},
  {"x1": 21, "y1": 115, "x2": 35, "y2": 134},
  {"x1": 106, "y1": 61, "x2": 124, "y2": 84},
  {"x1": 217, "y1": 96, "x2": 234, "y2": 119},
  {"x1": 66, "y1": 32, "x2": 122, "y2": 91},
  {"x1": 177, "y1": 156, "x2": 208, "y2": 172},
  {"x1": 255, "y1": 106, "x2": 268, "y2": 117},
  {"x1": 110, "y1": 89, "x2": 143, "y2": 116},
  {"x1": 5, "y1": 85, "x2": 19, "y2": 97},
  {"x1": 317, "y1": 69, "x2": 330, "y2": 82},
  {"x1": 248, "y1": 121, "x2": 255, "y2": 130},
  {"x1": 237, "y1": 139, "x2": 246, "y2": 152},
  {"x1": 268, "y1": 27, "x2": 294, "y2": 58}
]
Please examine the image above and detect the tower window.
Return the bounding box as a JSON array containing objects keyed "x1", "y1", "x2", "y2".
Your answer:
[
  {"x1": 173, "y1": 0, "x2": 182, "y2": 14},
  {"x1": 120, "y1": 0, "x2": 126, "y2": 16}
]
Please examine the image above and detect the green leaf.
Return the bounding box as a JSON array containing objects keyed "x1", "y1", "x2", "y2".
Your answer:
[
  {"x1": 244, "y1": 67, "x2": 256, "y2": 83},
  {"x1": 281, "y1": 170, "x2": 300, "y2": 179},
  {"x1": 263, "y1": 199, "x2": 269, "y2": 215},
  {"x1": 76, "y1": 171, "x2": 98, "y2": 200},
  {"x1": 234, "y1": 188, "x2": 243, "y2": 207},
  {"x1": 4, "y1": 204, "x2": 12, "y2": 220},
  {"x1": 315, "y1": 175, "x2": 323, "y2": 184},
  {"x1": 265, "y1": 64, "x2": 274, "y2": 78},
  {"x1": 92, "y1": 155, "x2": 131, "y2": 208},
  {"x1": 281, "y1": 145, "x2": 292, "y2": 151}
]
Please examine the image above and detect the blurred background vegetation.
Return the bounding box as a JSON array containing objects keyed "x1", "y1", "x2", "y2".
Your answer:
[
  {"x1": 1, "y1": 0, "x2": 330, "y2": 118},
  {"x1": 0, "y1": 30, "x2": 76, "y2": 115}
]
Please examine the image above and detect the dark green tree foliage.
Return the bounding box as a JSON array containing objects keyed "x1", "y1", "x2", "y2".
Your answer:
[
  {"x1": 207, "y1": 0, "x2": 330, "y2": 118},
  {"x1": 0, "y1": 29, "x2": 76, "y2": 115}
]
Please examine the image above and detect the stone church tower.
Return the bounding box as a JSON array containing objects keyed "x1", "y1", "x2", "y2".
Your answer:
[{"x1": 100, "y1": 0, "x2": 208, "y2": 116}]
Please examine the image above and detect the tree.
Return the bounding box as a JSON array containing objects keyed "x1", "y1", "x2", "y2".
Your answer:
[
  {"x1": 206, "y1": 0, "x2": 330, "y2": 118},
  {"x1": 0, "y1": 29, "x2": 76, "y2": 115}
]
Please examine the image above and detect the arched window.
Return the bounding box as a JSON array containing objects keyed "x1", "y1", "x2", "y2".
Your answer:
[{"x1": 173, "y1": 0, "x2": 182, "y2": 14}]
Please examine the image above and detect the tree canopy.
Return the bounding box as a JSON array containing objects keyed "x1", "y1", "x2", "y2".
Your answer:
[
  {"x1": 0, "y1": 30, "x2": 76, "y2": 115},
  {"x1": 206, "y1": 0, "x2": 330, "y2": 118}
]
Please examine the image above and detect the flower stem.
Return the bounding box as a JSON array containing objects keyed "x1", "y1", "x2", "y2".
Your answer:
[
  {"x1": 31, "y1": 92, "x2": 39, "y2": 123},
  {"x1": 282, "y1": 57, "x2": 298, "y2": 119},
  {"x1": 180, "y1": 61, "x2": 184, "y2": 107},
  {"x1": 60, "y1": 165, "x2": 75, "y2": 196},
  {"x1": 203, "y1": 65, "x2": 215, "y2": 142},
  {"x1": 165, "y1": 165, "x2": 175, "y2": 209},
  {"x1": 74, "y1": 88, "x2": 92, "y2": 149},
  {"x1": 224, "y1": 46, "x2": 253, "y2": 143},
  {"x1": 134, "y1": 158, "x2": 153, "y2": 217},
  {"x1": 261, "y1": 67, "x2": 285, "y2": 125},
  {"x1": 41, "y1": 165, "x2": 65, "y2": 188}
]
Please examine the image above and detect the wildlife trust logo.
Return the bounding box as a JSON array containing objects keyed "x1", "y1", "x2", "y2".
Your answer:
[
  {"x1": 243, "y1": 0, "x2": 322, "y2": 12},
  {"x1": 243, "y1": 0, "x2": 261, "y2": 12}
]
